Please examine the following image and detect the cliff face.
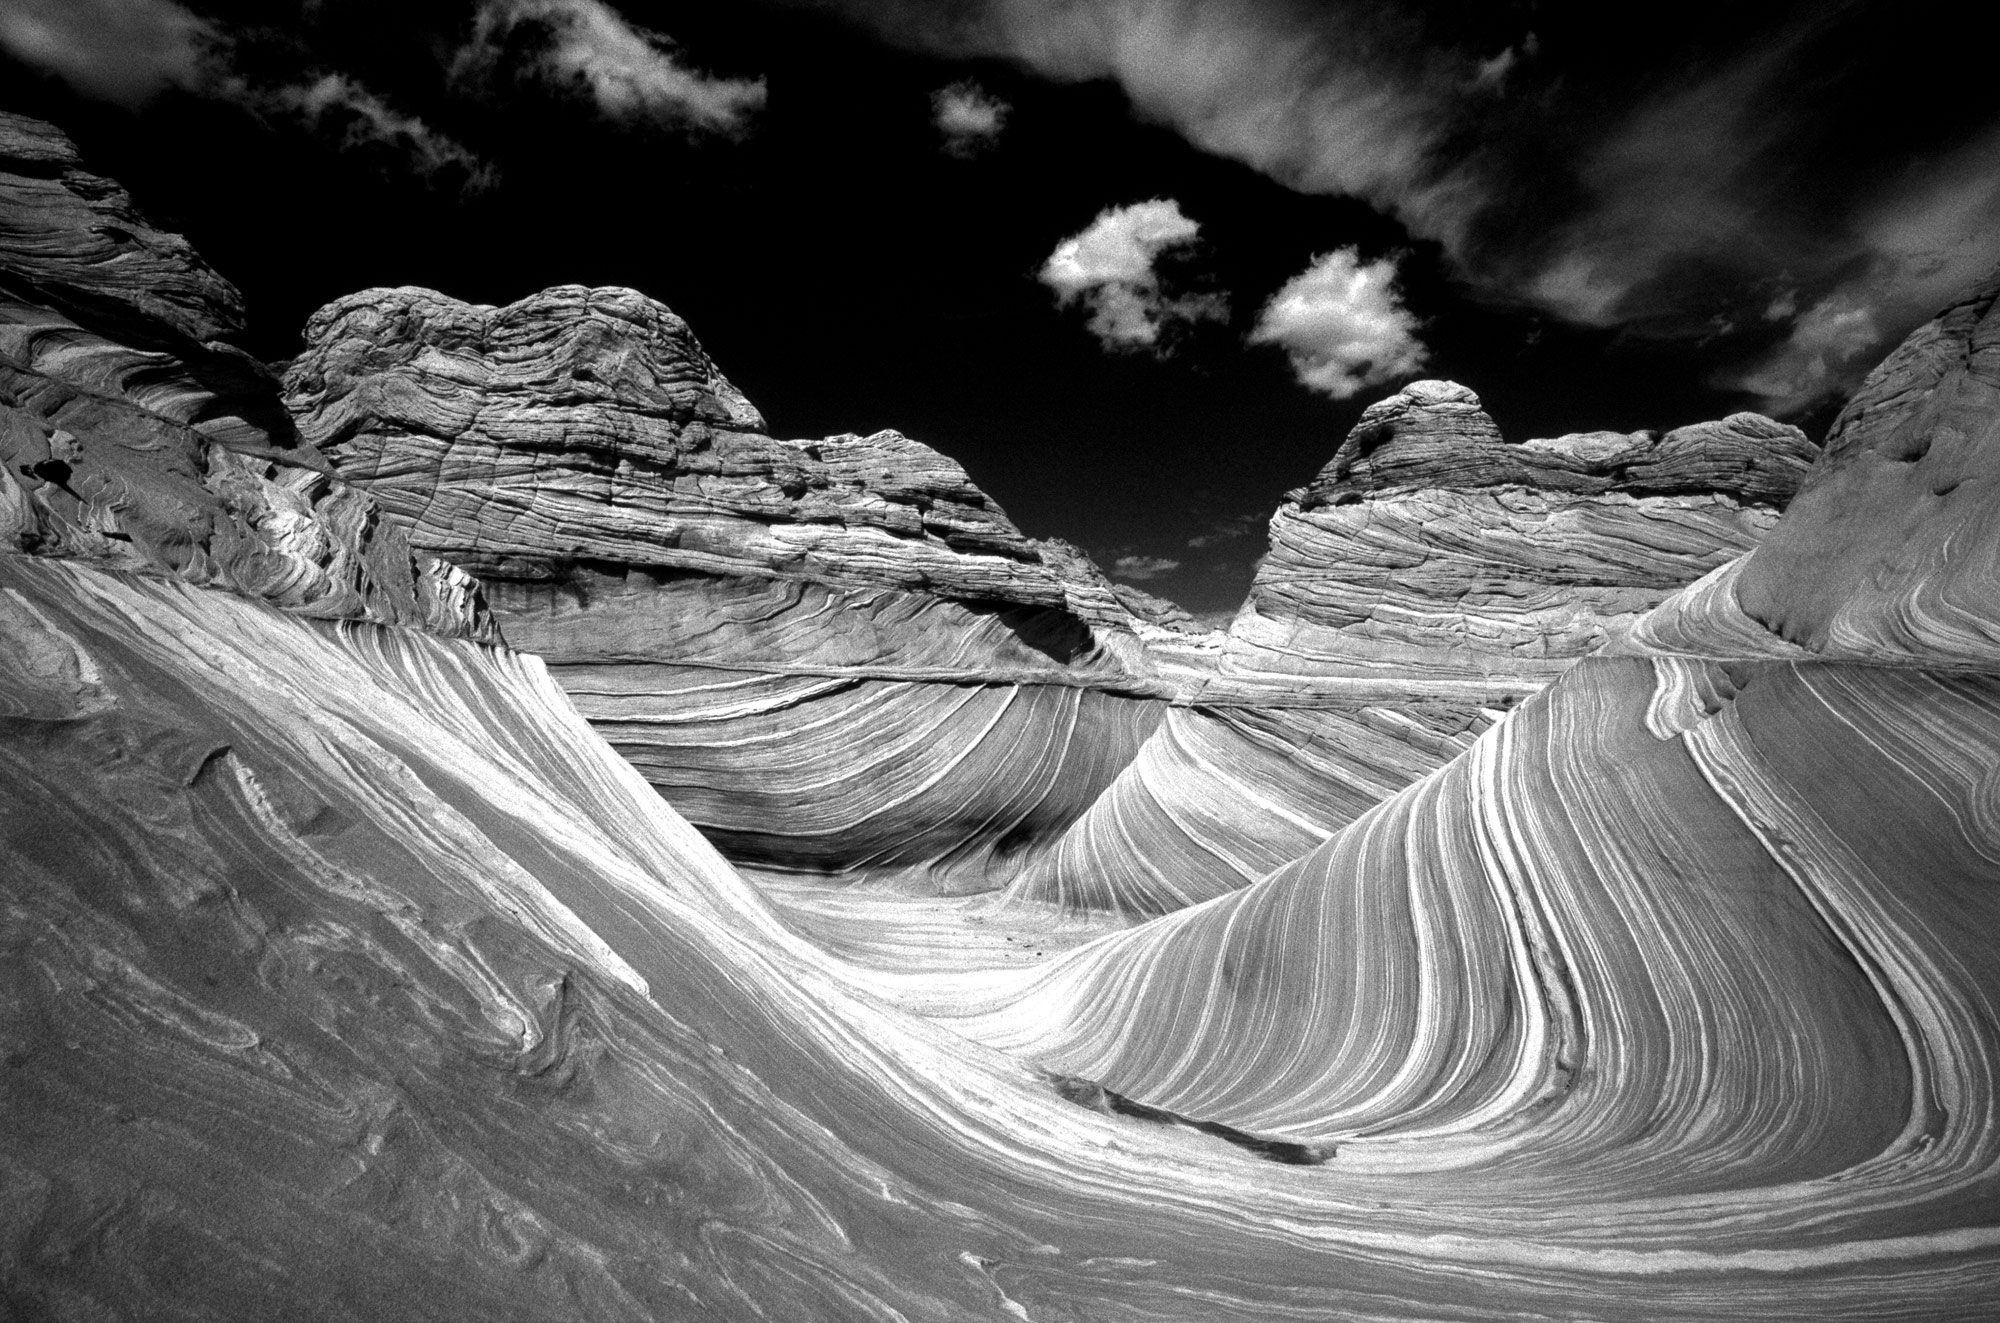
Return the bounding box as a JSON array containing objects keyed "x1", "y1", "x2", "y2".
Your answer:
[
  {"x1": 0, "y1": 112, "x2": 491, "y2": 640},
  {"x1": 1006, "y1": 381, "x2": 1815, "y2": 916}
]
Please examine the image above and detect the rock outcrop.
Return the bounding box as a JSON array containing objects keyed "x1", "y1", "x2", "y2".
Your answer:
[
  {"x1": 287, "y1": 283, "x2": 1183, "y2": 891},
  {"x1": 1236, "y1": 380, "x2": 1815, "y2": 689},
  {"x1": 895, "y1": 279, "x2": 2000, "y2": 1320},
  {"x1": 0, "y1": 112, "x2": 491, "y2": 639},
  {"x1": 1006, "y1": 381, "x2": 1817, "y2": 915}
]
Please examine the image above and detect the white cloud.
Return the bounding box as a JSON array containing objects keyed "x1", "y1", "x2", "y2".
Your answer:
[
  {"x1": 0, "y1": 0, "x2": 214, "y2": 105},
  {"x1": 262, "y1": 75, "x2": 495, "y2": 188},
  {"x1": 1249, "y1": 248, "x2": 1427, "y2": 400},
  {"x1": 1039, "y1": 199, "x2": 1227, "y2": 351},
  {"x1": 461, "y1": 0, "x2": 765, "y2": 132},
  {"x1": 1112, "y1": 554, "x2": 1180, "y2": 581},
  {"x1": 933, "y1": 80, "x2": 1008, "y2": 154}
]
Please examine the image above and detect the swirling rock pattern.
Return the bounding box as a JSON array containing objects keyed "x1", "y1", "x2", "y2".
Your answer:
[
  {"x1": 0, "y1": 110, "x2": 243, "y2": 348},
  {"x1": 288, "y1": 283, "x2": 1190, "y2": 888},
  {"x1": 289, "y1": 284, "x2": 1117, "y2": 611},
  {"x1": 14, "y1": 550, "x2": 1991, "y2": 1320},
  {"x1": 1008, "y1": 383, "x2": 1815, "y2": 916},
  {"x1": 6, "y1": 116, "x2": 2000, "y2": 1319},
  {"x1": 0, "y1": 114, "x2": 491, "y2": 640}
]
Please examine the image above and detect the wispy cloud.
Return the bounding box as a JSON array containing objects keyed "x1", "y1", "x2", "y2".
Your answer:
[
  {"x1": 1186, "y1": 513, "x2": 1264, "y2": 549},
  {"x1": 0, "y1": 0, "x2": 214, "y2": 106},
  {"x1": 932, "y1": 79, "x2": 1008, "y2": 155},
  {"x1": 459, "y1": 0, "x2": 766, "y2": 133},
  {"x1": 1249, "y1": 248, "x2": 1426, "y2": 400},
  {"x1": 1040, "y1": 199, "x2": 1227, "y2": 352},
  {"x1": 1468, "y1": 34, "x2": 1535, "y2": 95},
  {"x1": 1112, "y1": 554, "x2": 1180, "y2": 581},
  {"x1": 260, "y1": 74, "x2": 496, "y2": 189},
  {"x1": 1725, "y1": 125, "x2": 2000, "y2": 412},
  {"x1": 0, "y1": 0, "x2": 494, "y2": 187},
  {"x1": 816, "y1": 0, "x2": 1484, "y2": 263}
]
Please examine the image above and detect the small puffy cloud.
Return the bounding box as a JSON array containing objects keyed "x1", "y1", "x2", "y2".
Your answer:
[
  {"x1": 1040, "y1": 199, "x2": 1228, "y2": 352},
  {"x1": 0, "y1": 0, "x2": 215, "y2": 105},
  {"x1": 461, "y1": 0, "x2": 765, "y2": 132},
  {"x1": 1250, "y1": 248, "x2": 1427, "y2": 399},
  {"x1": 933, "y1": 80, "x2": 1008, "y2": 155},
  {"x1": 262, "y1": 75, "x2": 495, "y2": 189},
  {"x1": 1112, "y1": 554, "x2": 1181, "y2": 581}
]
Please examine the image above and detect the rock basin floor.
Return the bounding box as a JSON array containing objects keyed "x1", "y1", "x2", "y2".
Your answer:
[{"x1": 747, "y1": 868, "x2": 1125, "y2": 973}]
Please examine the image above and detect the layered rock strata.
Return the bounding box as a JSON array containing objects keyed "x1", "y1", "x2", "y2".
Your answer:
[
  {"x1": 0, "y1": 112, "x2": 490, "y2": 639},
  {"x1": 287, "y1": 283, "x2": 1183, "y2": 890},
  {"x1": 1231, "y1": 378, "x2": 1815, "y2": 690},
  {"x1": 884, "y1": 280, "x2": 2000, "y2": 1317},
  {"x1": 1007, "y1": 381, "x2": 1817, "y2": 915},
  {"x1": 7, "y1": 114, "x2": 2000, "y2": 1320}
]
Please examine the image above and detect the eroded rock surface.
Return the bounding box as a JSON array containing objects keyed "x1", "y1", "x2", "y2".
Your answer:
[
  {"x1": 7, "y1": 111, "x2": 2000, "y2": 1322},
  {"x1": 1008, "y1": 381, "x2": 1817, "y2": 915},
  {"x1": 288, "y1": 283, "x2": 1181, "y2": 890},
  {"x1": 0, "y1": 112, "x2": 491, "y2": 639}
]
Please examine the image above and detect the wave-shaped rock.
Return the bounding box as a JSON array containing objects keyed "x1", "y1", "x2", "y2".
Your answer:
[
  {"x1": 871, "y1": 279, "x2": 2000, "y2": 1316},
  {"x1": 0, "y1": 112, "x2": 491, "y2": 640},
  {"x1": 7, "y1": 113, "x2": 2000, "y2": 1320},
  {"x1": 1007, "y1": 381, "x2": 1815, "y2": 916},
  {"x1": 287, "y1": 283, "x2": 1185, "y2": 890}
]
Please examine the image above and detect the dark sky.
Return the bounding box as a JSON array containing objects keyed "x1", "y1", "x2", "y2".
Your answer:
[{"x1": 4, "y1": 0, "x2": 1998, "y2": 614}]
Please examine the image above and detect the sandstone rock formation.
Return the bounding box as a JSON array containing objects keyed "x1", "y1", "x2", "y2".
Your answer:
[
  {"x1": 893, "y1": 280, "x2": 2000, "y2": 1318},
  {"x1": 286, "y1": 283, "x2": 1185, "y2": 891},
  {"x1": 287, "y1": 286, "x2": 1809, "y2": 911},
  {"x1": 1005, "y1": 380, "x2": 1816, "y2": 915},
  {"x1": 10, "y1": 109, "x2": 2000, "y2": 1321},
  {"x1": 0, "y1": 112, "x2": 491, "y2": 639}
]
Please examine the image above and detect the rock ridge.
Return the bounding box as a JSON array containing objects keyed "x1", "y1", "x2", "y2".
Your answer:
[
  {"x1": 1307, "y1": 378, "x2": 1816, "y2": 507},
  {"x1": 0, "y1": 112, "x2": 493, "y2": 640},
  {"x1": 286, "y1": 284, "x2": 1114, "y2": 613}
]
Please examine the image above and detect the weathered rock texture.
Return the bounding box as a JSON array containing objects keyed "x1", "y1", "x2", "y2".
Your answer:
[
  {"x1": 0, "y1": 112, "x2": 490, "y2": 639},
  {"x1": 287, "y1": 283, "x2": 1184, "y2": 891},
  {"x1": 1005, "y1": 380, "x2": 1817, "y2": 915},
  {"x1": 1237, "y1": 379, "x2": 1814, "y2": 689},
  {"x1": 8, "y1": 114, "x2": 2000, "y2": 1322},
  {"x1": 892, "y1": 278, "x2": 2000, "y2": 1320}
]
